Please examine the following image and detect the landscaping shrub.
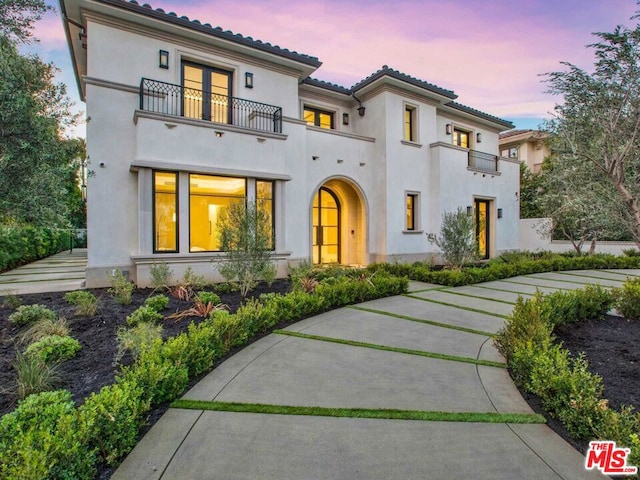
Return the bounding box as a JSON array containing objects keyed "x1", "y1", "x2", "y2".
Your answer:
[
  {"x1": 0, "y1": 226, "x2": 71, "y2": 273},
  {"x1": 0, "y1": 390, "x2": 96, "y2": 480},
  {"x1": 2, "y1": 294, "x2": 21, "y2": 309},
  {"x1": 64, "y1": 290, "x2": 98, "y2": 316},
  {"x1": 19, "y1": 316, "x2": 70, "y2": 344},
  {"x1": 25, "y1": 335, "x2": 82, "y2": 364},
  {"x1": 196, "y1": 291, "x2": 221, "y2": 306},
  {"x1": 209, "y1": 310, "x2": 249, "y2": 354},
  {"x1": 8, "y1": 304, "x2": 57, "y2": 326},
  {"x1": 144, "y1": 294, "x2": 169, "y2": 313},
  {"x1": 427, "y1": 207, "x2": 477, "y2": 269},
  {"x1": 149, "y1": 261, "x2": 172, "y2": 290},
  {"x1": 108, "y1": 270, "x2": 135, "y2": 305},
  {"x1": 126, "y1": 305, "x2": 163, "y2": 326},
  {"x1": 115, "y1": 322, "x2": 163, "y2": 363},
  {"x1": 543, "y1": 285, "x2": 613, "y2": 328},
  {"x1": 613, "y1": 277, "x2": 640, "y2": 321},
  {"x1": 13, "y1": 351, "x2": 61, "y2": 399},
  {"x1": 79, "y1": 380, "x2": 150, "y2": 467}
]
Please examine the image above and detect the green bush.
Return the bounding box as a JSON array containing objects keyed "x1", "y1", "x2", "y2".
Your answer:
[
  {"x1": 0, "y1": 390, "x2": 96, "y2": 480},
  {"x1": 149, "y1": 261, "x2": 172, "y2": 290},
  {"x1": 108, "y1": 270, "x2": 135, "y2": 305},
  {"x1": 144, "y1": 294, "x2": 169, "y2": 312},
  {"x1": 64, "y1": 290, "x2": 98, "y2": 316},
  {"x1": 8, "y1": 304, "x2": 57, "y2": 326},
  {"x1": 14, "y1": 351, "x2": 61, "y2": 399},
  {"x1": 0, "y1": 226, "x2": 72, "y2": 273},
  {"x1": 196, "y1": 291, "x2": 221, "y2": 305},
  {"x1": 25, "y1": 335, "x2": 82, "y2": 364},
  {"x1": 79, "y1": 381, "x2": 150, "y2": 467},
  {"x1": 544, "y1": 284, "x2": 613, "y2": 328},
  {"x1": 115, "y1": 322, "x2": 163, "y2": 363},
  {"x1": 19, "y1": 317, "x2": 69, "y2": 344},
  {"x1": 126, "y1": 305, "x2": 163, "y2": 326},
  {"x1": 427, "y1": 207, "x2": 477, "y2": 269},
  {"x1": 613, "y1": 277, "x2": 640, "y2": 320}
]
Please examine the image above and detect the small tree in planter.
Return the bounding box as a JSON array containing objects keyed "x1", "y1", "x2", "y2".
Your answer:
[
  {"x1": 216, "y1": 201, "x2": 276, "y2": 297},
  {"x1": 427, "y1": 207, "x2": 477, "y2": 270}
]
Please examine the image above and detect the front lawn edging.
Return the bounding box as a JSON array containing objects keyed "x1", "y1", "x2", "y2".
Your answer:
[
  {"x1": 493, "y1": 285, "x2": 640, "y2": 470},
  {"x1": 0, "y1": 273, "x2": 408, "y2": 478}
]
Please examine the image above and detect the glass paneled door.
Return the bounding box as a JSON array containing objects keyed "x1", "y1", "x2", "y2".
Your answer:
[
  {"x1": 312, "y1": 187, "x2": 340, "y2": 264},
  {"x1": 474, "y1": 199, "x2": 490, "y2": 260},
  {"x1": 182, "y1": 62, "x2": 232, "y2": 123}
]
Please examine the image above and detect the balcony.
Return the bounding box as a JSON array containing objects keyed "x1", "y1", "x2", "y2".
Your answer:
[
  {"x1": 139, "y1": 78, "x2": 283, "y2": 134},
  {"x1": 468, "y1": 150, "x2": 498, "y2": 173}
]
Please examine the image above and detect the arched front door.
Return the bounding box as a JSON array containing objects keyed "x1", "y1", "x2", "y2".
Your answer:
[{"x1": 312, "y1": 187, "x2": 340, "y2": 264}]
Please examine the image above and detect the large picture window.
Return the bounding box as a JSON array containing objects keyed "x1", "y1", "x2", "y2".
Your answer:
[
  {"x1": 189, "y1": 174, "x2": 246, "y2": 252},
  {"x1": 153, "y1": 171, "x2": 178, "y2": 252}
]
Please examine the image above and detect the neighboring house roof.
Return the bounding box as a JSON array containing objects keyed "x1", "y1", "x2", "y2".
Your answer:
[
  {"x1": 499, "y1": 129, "x2": 547, "y2": 143},
  {"x1": 88, "y1": 0, "x2": 322, "y2": 67}
]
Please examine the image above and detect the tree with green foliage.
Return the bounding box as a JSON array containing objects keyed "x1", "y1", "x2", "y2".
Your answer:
[
  {"x1": 216, "y1": 201, "x2": 276, "y2": 297},
  {"x1": 428, "y1": 207, "x2": 477, "y2": 269},
  {"x1": 544, "y1": 12, "x2": 640, "y2": 249},
  {"x1": 519, "y1": 162, "x2": 544, "y2": 219},
  {"x1": 0, "y1": 0, "x2": 83, "y2": 227}
]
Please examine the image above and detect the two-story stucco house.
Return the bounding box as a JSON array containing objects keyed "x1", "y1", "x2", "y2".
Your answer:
[{"x1": 60, "y1": 0, "x2": 520, "y2": 287}]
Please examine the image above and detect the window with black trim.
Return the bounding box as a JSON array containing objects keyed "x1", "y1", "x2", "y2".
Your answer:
[
  {"x1": 406, "y1": 193, "x2": 418, "y2": 231},
  {"x1": 303, "y1": 106, "x2": 334, "y2": 129},
  {"x1": 404, "y1": 105, "x2": 417, "y2": 142},
  {"x1": 500, "y1": 147, "x2": 518, "y2": 158},
  {"x1": 153, "y1": 171, "x2": 178, "y2": 253},
  {"x1": 182, "y1": 61, "x2": 233, "y2": 123},
  {"x1": 256, "y1": 180, "x2": 275, "y2": 250},
  {"x1": 453, "y1": 128, "x2": 470, "y2": 149}
]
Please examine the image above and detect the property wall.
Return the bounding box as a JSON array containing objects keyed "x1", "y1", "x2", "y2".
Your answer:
[{"x1": 519, "y1": 218, "x2": 638, "y2": 255}]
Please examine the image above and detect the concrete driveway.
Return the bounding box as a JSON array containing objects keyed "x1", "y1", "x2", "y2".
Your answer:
[{"x1": 112, "y1": 271, "x2": 635, "y2": 479}]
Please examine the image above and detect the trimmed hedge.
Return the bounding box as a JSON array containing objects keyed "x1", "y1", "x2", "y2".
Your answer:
[
  {"x1": 0, "y1": 226, "x2": 78, "y2": 273},
  {"x1": 494, "y1": 286, "x2": 639, "y2": 467},
  {"x1": 0, "y1": 273, "x2": 408, "y2": 477},
  {"x1": 369, "y1": 253, "x2": 640, "y2": 287}
]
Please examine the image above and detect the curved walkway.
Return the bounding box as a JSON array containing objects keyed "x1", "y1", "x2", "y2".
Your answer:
[{"x1": 112, "y1": 270, "x2": 636, "y2": 479}]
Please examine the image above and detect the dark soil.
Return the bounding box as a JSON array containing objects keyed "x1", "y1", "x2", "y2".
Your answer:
[
  {"x1": 0, "y1": 279, "x2": 291, "y2": 417},
  {"x1": 518, "y1": 314, "x2": 640, "y2": 456}
]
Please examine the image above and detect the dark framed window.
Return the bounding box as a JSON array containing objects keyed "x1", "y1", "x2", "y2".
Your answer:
[
  {"x1": 404, "y1": 105, "x2": 417, "y2": 142},
  {"x1": 256, "y1": 180, "x2": 275, "y2": 250},
  {"x1": 153, "y1": 171, "x2": 178, "y2": 253},
  {"x1": 453, "y1": 128, "x2": 470, "y2": 149},
  {"x1": 406, "y1": 193, "x2": 418, "y2": 231},
  {"x1": 500, "y1": 147, "x2": 518, "y2": 159},
  {"x1": 182, "y1": 61, "x2": 233, "y2": 123},
  {"x1": 303, "y1": 106, "x2": 334, "y2": 129}
]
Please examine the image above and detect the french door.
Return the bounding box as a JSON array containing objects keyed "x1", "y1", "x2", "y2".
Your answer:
[
  {"x1": 182, "y1": 62, "x2": 232, "y2": 123},
  {"x1": 312, "y1": 187, "x2": 340, "y2": 264},
  {"x1": 474, "y1": 199, "x2": 490, "y2": 260}
]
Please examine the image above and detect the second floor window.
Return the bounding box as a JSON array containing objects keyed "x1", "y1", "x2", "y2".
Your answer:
[
  {"x1": 304, "y1": 106, "x2": 334, "y2": 129},
  {"x1": 182, "y1": 62, "x2": 232, "y2": 123},
  {"x1": 404, "y1": 105, "x2": 417, "y2": 142},
  {"x1": 453, "y1": 128, "x2": 470, "y2": 149}
]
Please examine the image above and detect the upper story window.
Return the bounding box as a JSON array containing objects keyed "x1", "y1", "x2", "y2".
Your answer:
[
  {"x1": 182, "y1": 61, "x2": 232, "y2": 123},
  {"x1": 304, "y1": 106, "x2": 334, "y2": 130},
  {"x1": 453, "y1": 128, "x2": 470, "y2": 149},
  {"x1": 404, "y1": 105, "x2": 417, "y2": 142},
  {"x1": 501, "y1": 147, "x2": 519, "y2": 159}
]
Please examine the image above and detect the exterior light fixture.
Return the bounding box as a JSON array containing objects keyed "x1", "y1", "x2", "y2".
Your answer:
[
  {"x1": 446, "y1": 124, "x2": 452, "y2": 135},
  {"x1": 466, "y1": 205, "x2": 473, "y2": 216},
  {"x1": 342, "y1": 113, "x2": 349, "y2": 125},
  {"x1": 476, "y1": 132, "x2": 482, "y2": 143},
  {"x1": 245, "y1": 72, "x2": 254, "y2": 88},
  {"x1": 497, "y1": 208, "x2": 503, "y2": 219},
  {"x1": 358, "y1": 106, "x2": 366, "y2": 116},
  {"x1": 159, "y1": 50, "x2": 169, "y2": 69}
]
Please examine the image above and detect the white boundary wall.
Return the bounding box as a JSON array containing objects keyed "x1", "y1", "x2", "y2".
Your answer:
[{"x1": 519, "y1": 218, "x2": 639, "y2": 255}]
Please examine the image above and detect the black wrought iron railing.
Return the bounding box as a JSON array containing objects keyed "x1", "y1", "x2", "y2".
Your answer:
[
  {"x1": 139, "y1": 78, "x2": 283, "y2": 134},
  {"x1": 468, "y1": 150, "x2": 498, "y2": 173}
]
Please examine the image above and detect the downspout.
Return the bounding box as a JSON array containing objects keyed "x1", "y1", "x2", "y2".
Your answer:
[{"x1": 352, "y1": 92, "x2": 365, "y2": 116}]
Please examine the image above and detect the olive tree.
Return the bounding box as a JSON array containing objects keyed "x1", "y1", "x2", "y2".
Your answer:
[{"x1": 428, "y1": 207, "x2": 477, "y2": 269}]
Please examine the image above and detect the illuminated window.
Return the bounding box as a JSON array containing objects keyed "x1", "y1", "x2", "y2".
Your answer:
[
  {"x1": 182, "y1": 62, "x2": 232, "y2": 123},
  {"x1": 404, "y1": 105, "x2": 417, "y2": 142},
  {"x1": 405, "y1": 193, "x2": 419, "y2": 231},
  {"x1": 453, "y1": 128, "x2": 470, "y2": 149},
  {"x1": 304, "y1": 106, "x2": 334, "y2": 129},
  {"x1": 256, "y1": 180, "x2": 274, "y2": 250},
  {"x1": 153, "y1": 171, "x2": 178, "y2": 252},
  {"x1": 189, "y1": 174, "x2": 245, "y2": 252}
]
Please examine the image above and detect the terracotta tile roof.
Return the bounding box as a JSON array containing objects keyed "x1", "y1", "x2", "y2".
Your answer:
[{"x1": 350, "y1": 65, "x2": 457, "y2": 99}]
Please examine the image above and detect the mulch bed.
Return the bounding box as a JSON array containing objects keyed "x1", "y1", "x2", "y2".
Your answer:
[{"x1": 518, "y1": 314, "x2": 640, "y2": 455}]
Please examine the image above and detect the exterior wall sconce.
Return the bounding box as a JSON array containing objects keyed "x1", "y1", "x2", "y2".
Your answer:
[
  {"x1": 245, "y1": 72, "x2": 254, "y2": 88},
  {"x1": 79, "y1": 30, "x2": 87, "y2": 49},
  {"x1": 446, "y1": 124, "x2": 452, "y2": 135},
  {"x1": 342, "y1": 113, "x2": 349, "y2": 125},
  {"x1": 357, "y1": 106, "x2": 366, "y2": 117},
  {"x1": 476, "y1": 132, "x2": 482, "y2": 143},
  {"x1": 159, "y1": 50, "x2": 169, "y2": 69},
  {"x1": 497, "y1": 208, "x2": 503, "y2": 219},
  {"x1": 215, "y1": 131, "x2": 224, "y2": 137},
  {"x1": 466, "y1": 205, "x2": 473, "y2": 216}
]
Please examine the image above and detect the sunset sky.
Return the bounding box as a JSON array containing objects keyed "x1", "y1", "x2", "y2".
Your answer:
[{"x1": 26, "y1": 0, "x2": 640, "y2": 138}]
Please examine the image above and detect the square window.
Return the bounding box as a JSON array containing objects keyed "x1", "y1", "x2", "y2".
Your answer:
[
  {"x1": 453, "y1": 128, "x2": 470, "y2": 149},
  {"x1": 303, "y1": 106, "x2": 335, "y2": 129}
]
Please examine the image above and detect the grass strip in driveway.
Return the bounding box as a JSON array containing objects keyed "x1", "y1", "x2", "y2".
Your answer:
[
  {"x1": 273, "y1": 329, "x2": 506, "y2": 368},
  {"x1": 500, "y1": 279, "x2": 573, "y2": 291},
  {"x1": 171, "y1": 400, "x2": 546, "y2": 424},
  {"x1": 438, "y1": 289, "x2": 517, "y2": 305},
  {"x1": 471, "y1": 285, "x2": 534, "y2": 297},
  {"x1": 603, "y1": 269, "x2": 640, "y2": 278},
  {"x1": 553, "y1": 271, "x2": 625, "y2": 283},
  {"x1": 403, "y1": 294, "x2": 509, "y2": 319},
  {"x1": 348, "y1": 306, "x2": 496, "y2": 337}
]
